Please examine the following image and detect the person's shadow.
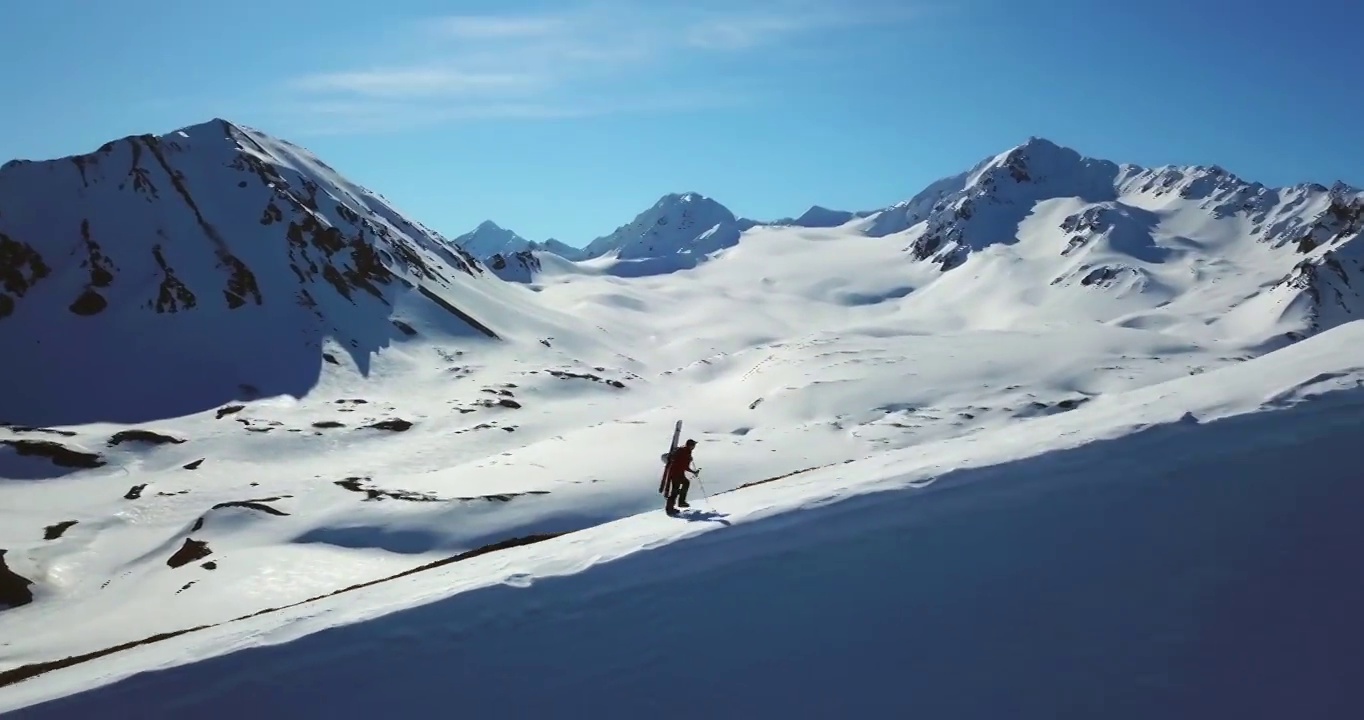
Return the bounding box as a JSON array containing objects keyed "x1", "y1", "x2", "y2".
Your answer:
[{"x1": 679, "y1": 509, "x2": 732, "y2": 526}]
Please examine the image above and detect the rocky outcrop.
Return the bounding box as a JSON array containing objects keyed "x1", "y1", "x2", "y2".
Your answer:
[
  {"x1": 0, "y1": 439, "x2": 105, "y2": 469},
  {"x1": 0, "y1": 118, "x2": 531, "y2": 427},
  {"x1": 0, "y1": 549, "x2": 34, "y2": 609}
]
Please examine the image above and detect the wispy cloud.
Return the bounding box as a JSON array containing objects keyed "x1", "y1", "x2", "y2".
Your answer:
[
  {"x1": 275, "y1": 0, "x2": 922, "y2": 133},
  {"x1": 291, "y1": 68, "x2": 546, "y2": 99},
  {"x1": 430, "y1": 14, "x2": 571, "y2": 39}
]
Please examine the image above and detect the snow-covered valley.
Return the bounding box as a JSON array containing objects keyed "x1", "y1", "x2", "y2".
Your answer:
[{"x1": 2, "y1": 119, "x2": 1362, "y2": 717}]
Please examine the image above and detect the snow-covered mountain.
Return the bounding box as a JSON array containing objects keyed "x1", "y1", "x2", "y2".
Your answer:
[
  {"x1": 772, "y1": 204, "x2": 871, "y2": 228},
  {"x1": 505, "y1": 137, "x2": 1362, "y2": 324},
  {"x1": 572, "y1": 192, "x2": 759, "y2": 276},
  {"x1": 3, "y1": 121, "x2": 1363, "y2": 716},
  {"x1": 0, "y1": 119, "x2": 617, "y2": 427},
  {"x1": 450, "y1": 220, "x2": 586, "y2": 262},
  {"x1": 850, "y1": 136, "x2": 1364, "y2": 344}
]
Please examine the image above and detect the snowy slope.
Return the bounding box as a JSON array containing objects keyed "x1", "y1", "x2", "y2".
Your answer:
[
  {"x1": 3, "y1": 122, "x2": 1363, "y2": 715},
  {"x1": 5, "y1": 319, "x2": 1364, "y2": 717}
]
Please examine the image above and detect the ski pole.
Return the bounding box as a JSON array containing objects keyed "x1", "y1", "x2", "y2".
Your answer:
[{"x1": 693, "y1": 470, "x2": 713, "y2": 508}]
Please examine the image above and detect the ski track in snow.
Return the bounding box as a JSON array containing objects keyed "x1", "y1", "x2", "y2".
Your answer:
[{"x1": 2, "y1": 121, "x2": 1363, "y2": 716}]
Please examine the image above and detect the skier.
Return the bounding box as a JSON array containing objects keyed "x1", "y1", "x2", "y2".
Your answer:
[{"x1": 663, "y1": 438, "x2": 699, "y2": 514}]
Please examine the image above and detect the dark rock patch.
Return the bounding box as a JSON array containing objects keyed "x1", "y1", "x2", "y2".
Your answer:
[
  {"x1": 364, "y1": 419, "x2": 413, "y2": 432},
  {"x1": 215, "y1": 405, "x2": 245, "y2": 419},
  {"x1": 0, "y1": 439, "x2": 104, "y2": 469},
  {"x1": 460, "y1": 490, "x2": 548, "y2": 502},
  {"x1": 416, "y1": 285, "x2": 497, "y2": 338},
  {"x1": 202, "y1": 561, "x2": 217, "y2": 570},
  {"x1": 1013, "y1": 396, "x2": 1094, "y2": 418},
  {"x1": 323, "y1": 352, "x2": 340, "y2": 366},
  {"x1": 333, "y1": 476, "x2": 546, "y2": 503},
  {"x1": 209, "y1": 499, "x2": 290, "y2": 516},
  {"x1": 167, "y1": 539, "x2": 212, "y2": 568},
  {"x1": 124, "y1": 484, "x2": 147, "y2": 500},
  {"x1": 44, "y1": 521, "x2": 78, "y2": 540},
  {"x1": 0, "y1": 550, "x2": 34, "y2": 609},
  {"x1": 313, "y1": 421, "x2": 345, "y2": 429},
  {"x1": 68, "y1": 289, "x2": 108, "y2": 316},
  {"x1": 722, "y1": 463, "x2": 834, "y2": 495},
  {"x1": 150, "y1": 245, "x2": 197, "y2": 313},
  {"x1": 3, "y1": 425, "x2": 77, "y2": 438},
  {"x1": 469, "y1": 397, "x2": 523, "y2": 411},
  {"x1": 392, "y1": 319, "x2": 417, "y2": 336},
  {"x1": 108, "y1": 429, "x2": 185, "y2": 447},
  {"x1": 455, "y1": 422, "x2": 506, "y2": 434},
  {"x1": 183, "y1": 458, "x2": 205, "y2": 470},
  {"x1": 546, "y1": 369, "x2": 627, "y2": 389},
  {"x1": 335, "y1": 477, "x2": 440, "y2": 502}
]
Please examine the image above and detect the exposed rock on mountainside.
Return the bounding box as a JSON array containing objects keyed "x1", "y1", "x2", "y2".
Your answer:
[
  {"x1": 0, "y1": 119, "x2": 567, "y2": 426},
  {"x1": 0, "y1": 439, "x2": 105, "y2": 470},
  {"x1": 488, "y1": 250, "x2": 541, "y2": 283},
  {"x1": 860, "y1": 137, "x2": 1364, "y2": 340},
  {"x1": 0, "y1": 550, "x2": 34, "y2": 610}
]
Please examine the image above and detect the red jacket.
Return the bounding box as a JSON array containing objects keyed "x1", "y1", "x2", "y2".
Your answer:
[{"x1": 666, "y1": 445, "x2": 694, "y2": 479}]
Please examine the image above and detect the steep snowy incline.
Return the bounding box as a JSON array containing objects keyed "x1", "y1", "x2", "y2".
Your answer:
[
  {"x1": 5, "y1": 320, "x2": 1363, "y2": 718},
  {"x1": 0, "y1": 119, "x2": 616, "y2": 426},
  {"x1": 0, "y1": 122, "x2": 665, "y2": 669}
]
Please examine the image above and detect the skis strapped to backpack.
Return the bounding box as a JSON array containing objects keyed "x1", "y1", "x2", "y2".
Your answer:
[{"x1": 658, "y1": 420, "x2": 682, "y2": 495}]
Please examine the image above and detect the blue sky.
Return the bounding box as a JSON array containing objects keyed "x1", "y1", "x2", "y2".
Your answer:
[{"x1": 4, "y1": 0, "x2": 1361, "y2": 246}]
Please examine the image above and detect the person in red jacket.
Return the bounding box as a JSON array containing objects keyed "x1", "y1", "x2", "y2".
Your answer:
[{"x1": 664, "y1": 438, "x2": 699, "y2": 514}]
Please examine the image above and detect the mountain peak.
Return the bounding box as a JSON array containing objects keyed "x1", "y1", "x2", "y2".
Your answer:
[
  {"x1": 0, "y1": 117, "x2": 535, "y2": 425},
  {"x1": 787, "y1": 205, "x2": 860, "y2": 228},
  {"x1": 654, "y1": 191, "x2": 724, "y2": 210},
  {"x1": 176, "y1": 117, "x2": 241, "y2": 135},
  {"x1": 577, "y1": 191, "x2": 744, "y2": 270},
  {"x1": 1017, "y1": 135, "x2": 1066, "y2": 153},
  {"x1": 452, "y1": 220, "x2": 531, "y2": 259}
]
